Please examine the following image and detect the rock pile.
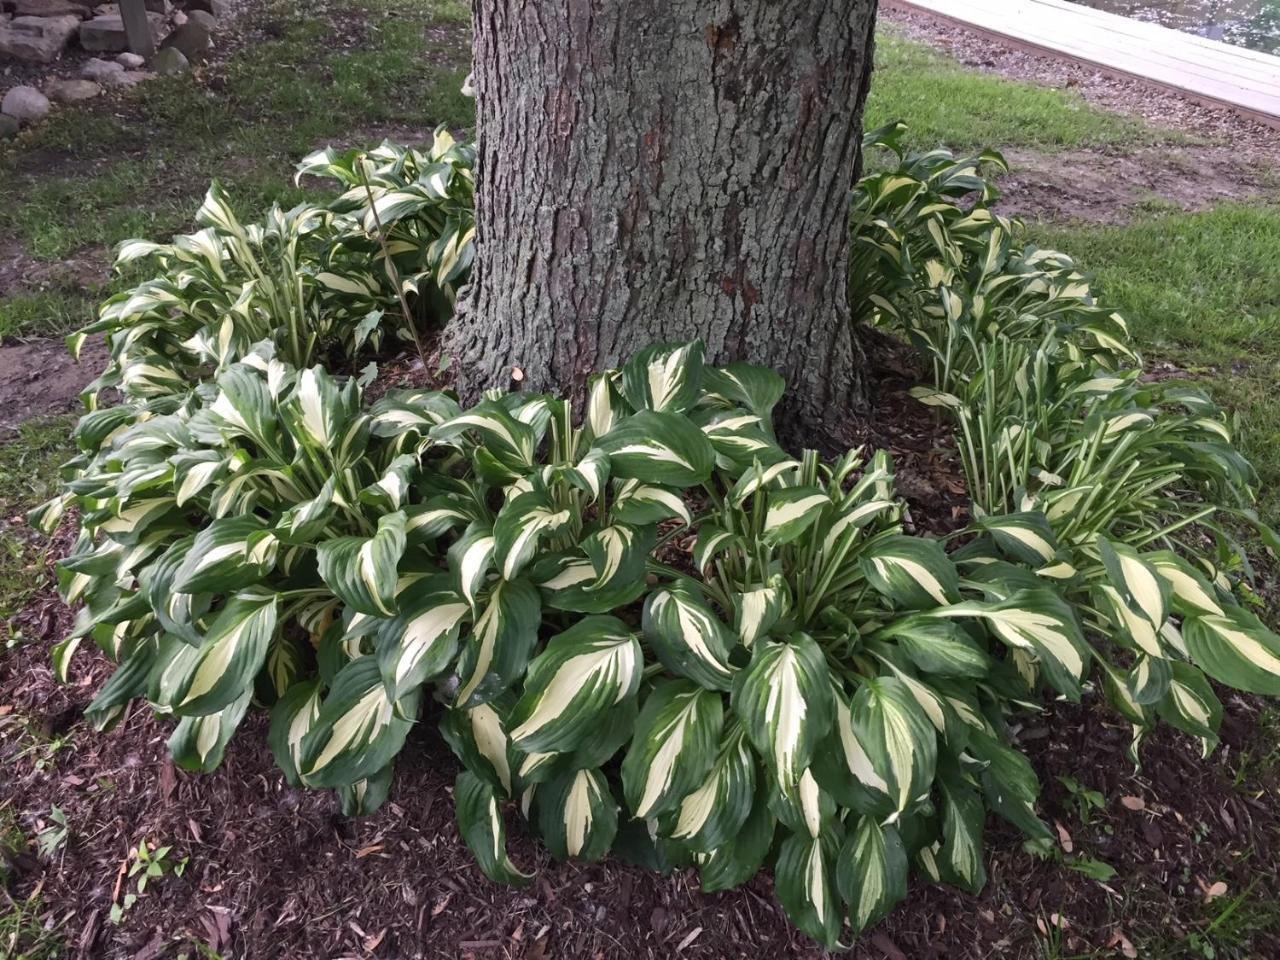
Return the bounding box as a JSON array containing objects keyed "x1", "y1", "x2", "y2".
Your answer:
[{"x1": 1, "y1": 0, "x2": 229, "y2": 137}]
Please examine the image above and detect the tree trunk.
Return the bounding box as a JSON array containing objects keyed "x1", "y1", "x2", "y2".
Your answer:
[{"x1": 447, "y1": 0, "x2": 878, "y2": 426}]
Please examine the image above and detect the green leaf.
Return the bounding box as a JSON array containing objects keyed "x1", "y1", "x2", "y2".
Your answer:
[
  {"x1": 374, "y1": 578, "x2": 469, "y2": 701},
  {"x1": 731, "y1": 634, "x2": 833, "y2": 793},
  {"x1": 975, "y1": 511, "x2": 1059, "y2": 565},
  {"x1": 267, "y1": 680, "x2": 322, "y2": 786},
  {"x1": 153, "y1": 591, "x2": 278, "y2": 716},
  {"x1": 1155, "y1": 661, "x2": 1221, "y2": 756},
  {"x1": 169, "y1": 692, "x2": 252, "y2": 773},
  {"x1": 642, "y1": 581, "x2": 736, "y2": 691},
  {"x1": 927, "y1": 590, "x2": 1089, "y2": 700},
  {"x1": 455, "y1": 579, "x2": 541, "y2": 708},
  {"x1": 663, "y1": 723, "x2": 756, "y2": 852},
  {"x1": 300, "y1": 657, "x2": 420, "y2": 787},
  {"x1": 317, "y1": 511, "x2": 407, "y2": 616},
  {"x1": 595, "y1": 410, "x2": 715, "y2": 487},
  {"x1": 581, "y1": 523, "x2": 654, "y2": 590},
  {"x1": 621, "y1": 680, "x2": 723, "y2": 820},
  {"x1": 701, "y1": 361, "x2": 786, "y2": 418},
  {"x1": 1183, "y1": 608, "x2": 1280, "y2": 696},
  {"x1": 455, "y1": 771, "x2": 532, "y2": 885},
  {"x1": 936, "y1": 767, "x2": 987, "y2": 893},
  {"x1": 843, "y1": 677, "x2": 936, "y2": 819},
  {"x1": 172, "y1": 516, "x2": 276, "y2": 595},
  {"x1": 610, "y1": 479, "x2": 691, "y2": 526},
  {"x1": 493, "y1": 490, "x2": 571, "y2": 581},
  {"x1": 537, "y1": 767, "x2": 619, "y2": 862},
  {"x1": 337, "y1": 763, "x2": 395, "y2": 817},
  {"x1": 836, "y1": 816, "x2": 908, "y2": 934},
  {"x1": 441, "y1": 700, "x2": 515, "y2": 797},
  {"x1": 968, "y1": 730, "x2": 1050, "y2": 840},
  {"x1": 775, "y1": 830, "x2": 842, "y2": 948},
  {"x1": 761, "y1": 486, "x2": 831, "y2": 546},
  {"x1": 620, "y1": 341, "x2": 705, "y2": 414},
  {"x1": 1147, "y1": 552, "x2": 1226, "y2": 618},
  {"x1": 507, "y1": 616, "x2": 642, "y2": 754},
  {"x1": 731, "y1": 581, "x2": 785, "y2": 648},
  {"x1": 861, "y1": 535, "x2": 958, "y2": 609},
  {"x1": 697, "y1": 782, "x2": 776, "y2": 892},
  {"x1": 878, "y1": 617, "x2": 991, "y2": 679}
]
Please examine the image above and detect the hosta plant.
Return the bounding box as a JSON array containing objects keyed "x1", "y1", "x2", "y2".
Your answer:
[{"x1": 75, "y1": 127, "x2": 474, "y2": 411}]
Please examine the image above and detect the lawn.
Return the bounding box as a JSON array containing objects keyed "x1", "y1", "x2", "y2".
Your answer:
[{"x1": 1, "y1": 1, "x2": 1278, "y2": 957}]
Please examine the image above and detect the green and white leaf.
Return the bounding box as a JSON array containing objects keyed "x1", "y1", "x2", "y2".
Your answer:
[{"x1": 621, "y1": 680, "x2": 723, "y2": 820}]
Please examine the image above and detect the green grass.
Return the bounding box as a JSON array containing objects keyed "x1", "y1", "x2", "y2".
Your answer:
[
  {"x1": 0, "y1": 0, "x2": 473, "y2": 340},
  {"x1": 0, "y1": 417, "x2": 75, "y2": 628},
  {"x1": 1031, "y1": 206, "x2": 1280, "y2": 527},
  {"x1": 865, "y1": 33, "x2": 1169, "y2": 153}
]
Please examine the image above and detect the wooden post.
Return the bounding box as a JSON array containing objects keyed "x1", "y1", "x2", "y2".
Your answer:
[{"x1": 119, "y1": 0, "x2": 155, "y2": 57}]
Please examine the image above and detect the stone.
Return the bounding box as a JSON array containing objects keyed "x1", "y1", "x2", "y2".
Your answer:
[
  {"x1": 5, "y1": 0, "x2": 93, "y2": 17},
  {"x1": 0, "y1": 114, "x2": 20, "y2": 140},
  {"x1": 0, "y1": 13, "x2": 79, "y2": 62},
  {"x1": 105, "y1": 68, "x2": 149, "y2": 86},
  {"x1": 81, "y1": 55, "x2": 124, "y2": 80},
  {"x1": 158, "y1": 19, "x2": 208, "y2": 61},
  {"x1": 1, "y1": 85, "x2": 52, "y2": 124},
  {"x1": 45, "y1": 77, "x2": 102, "y2": 101},
  {"x1": 78, "y1": 11, "x2": 163, "y2": 51},
  {"x1": 184, "y1": 8, "x2": 215, "y2": 31},
  {"x1": 115, "y1": 49, "x2": 143, "y2": 67},
  {"x1": 184, "y1": 0, "x2": 227, "y2": 17},
  {"x1": 151, "y1": 43, "x2": 186, "y2": 75}
]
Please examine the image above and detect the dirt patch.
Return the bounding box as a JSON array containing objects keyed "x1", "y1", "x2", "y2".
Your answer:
[
  {"x1": 0, "y1": 336, "x2": 104, "y2": 433},
  {"x1": 880, "y1": 1, "x2": 1280, "y2": 159},
  {"x1": 996, "y1": 145, "x2": 1278, "y2": 225}
]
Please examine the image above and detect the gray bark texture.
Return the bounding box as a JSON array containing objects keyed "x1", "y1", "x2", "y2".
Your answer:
[{"x1": 447, "y1": 0, "x2": 878, "y2": 426}]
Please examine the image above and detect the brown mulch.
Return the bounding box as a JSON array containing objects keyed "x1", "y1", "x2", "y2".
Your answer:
[{"x1": 2, "y1": 351, "x2": 1278, "y2": 959}]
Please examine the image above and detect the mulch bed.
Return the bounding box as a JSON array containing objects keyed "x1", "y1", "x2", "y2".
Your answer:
[{"x1": 2, "y1": 347, "x2": 1278, "y2": 959}]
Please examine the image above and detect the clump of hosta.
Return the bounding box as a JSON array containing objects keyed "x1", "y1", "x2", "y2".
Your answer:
[{"x1": 74, "y1": 127, "x2": 474, "y2": 411}]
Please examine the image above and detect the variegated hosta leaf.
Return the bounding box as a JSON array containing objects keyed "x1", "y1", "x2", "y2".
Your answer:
[
  {"x1": 697, "y1": 782, "x2": 776, "y2": 892},
  {"x1": 929, "y1": 589, "x2": 1089, "y2": 699},
  {"x1": 338, "y1": 763, "x2": 394, "y2": 817},
  {"x1": 876, "y1": 617, "x2": 991, "y2": 679},
  {"x1": 441, "y1": 700, "x2": 514, "y2": 796},
  {"x1": 1183, "y1": 608, "x2": 1280, "y2": 696},
  {"x1": 732, "y1": 581, "x2": 785, "y2": 648},
  {"x1": 455, "y1": 579, "x2": 541, "y2": 708},
  {"x1": 1098, "y1": 538, "x2": 1169, "y2": 653},
  {"x1": 761, "y1": 486, "x2": 831, "y2": 546},
  {"x1": 152, "y1": 591, "x2": 278, "y2": 716},
  {"x1": 700, "y1": 361, "x2": 786, "y2": 418},
  {"x1": 620, "y1": 340, "x2": 704, "y2": 414},
  {"x1": 374, "y1": 578, "x2": 469, "y2": 701},
  {"x1": 449, "y1": 524, "x2": 497, "y2": 608},
  {"x1": 285, "y1": 366, "x2": 353, "y2": 450},
  {"x1": 256, "y1": 633, "x2": 306, "y2": 703},
  {"x1": 968, "y1": 730, "x2": 1051, "y2": 840},
  {"x1": 563, "y1": 448, "x2": 610, "y2": 502},
  {"x1": 774, "y1": 830, "x2": 842, "y2": 948},
  {"x1": 317, "y1": 510, "x2": 407, "y2": 616},
  {"x1": 172, "y1": 515, "x2": 277, "y2": 595},
  {"x1": 837, "y1": 677, "x2": 936, "y2": 820},
  {"x1": 836, "y1": 816, "x2": 908, "y2": 934},
  {"x1": 300, "y1": 657, "x2": 420, "y2": 787},
  {"x1": 141, "y1": 535, "x2": 208, "y2": 645},
  {"x1": 1127, "y1": 653, "x2": 1171, "y2": 706},
  {"x1": 1147, "y1": 551, "x2": 1225, "y2": 618},
  {"x1": 975, "y1": 511, "x2": 1059, "y2": 565},
  {"x1": 609, "y1": 479, "x2": 691, "y2": 526},
  {"x1": 581, "y1": 523, "x2": 654, "y2": 591},
  {"x1": 728, "y1": 458, "x2": 800, "y2": 506},
  {"x1": 455, "y1": 771, "x2": 532, "y2": 885},
  {"x1": 936, "y1": 767, "x2": 987, "y2": 893},
  {"x1": 621, "y1": 680, "x2": 723, "y2": 820},
  {"x1": 268, "y1": 680, "x2": 322, "y2": 786},
  {"x1": 700, "y1": 412, "x2": 785, "y2": 468},
  {"x1": 663, "y1": 723, "x2": 756, "y2": 851},
  {"x1": 507, "y1": 616, "x2": 642, "y2": 754},
  {"x1": 692, "y1": 523, "x2": 737, "y2": 573},
  {"x1": 169, "y1": 691, "x2": 252, "y2": 773},
  {"x1": 84, "y1": 638, "x2": 159, "y2": 731},
  {"x1": 642, "y1": 582, "x2": 736, "y2": 691},
  {"x1": 430, "y1": 400, "x2": 536, "y2": 476},
  {"x1": 595, "y1": 409, "x2": 715, "y2": 487},
  {"x1": 585, "y1": 372, "x2": 623, "y2": 441},
  {"x1": 276, "y1": 476, "x2": 337, "y2": 543},
  {"x1": 537, "y1": 767, "x2": 619, "y2": 862},
  {"x1": 861, "y1": 535, "x2": 959, "y2": 609},
  {"x1": 493, "y1": 491, "x2": 571, "y2": 581},
  {"x1": 532, "y1": 552, "x2": 647, "y2": 614},
  {"x1": 1156, "y1": 661, "x2": 1222, "y2": 755},
  {"x1": 731, "y1": 634, "x2": 833, "y2": 793}
]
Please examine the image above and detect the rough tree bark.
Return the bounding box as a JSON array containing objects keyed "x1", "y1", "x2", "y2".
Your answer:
[{"x1": 447, "y1": 0, "x2": 879, "y2": 426}]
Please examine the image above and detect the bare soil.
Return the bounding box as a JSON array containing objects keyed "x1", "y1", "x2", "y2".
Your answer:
[{"x1": 0, "y1": 336, "x2": 105, "y2": 433}]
